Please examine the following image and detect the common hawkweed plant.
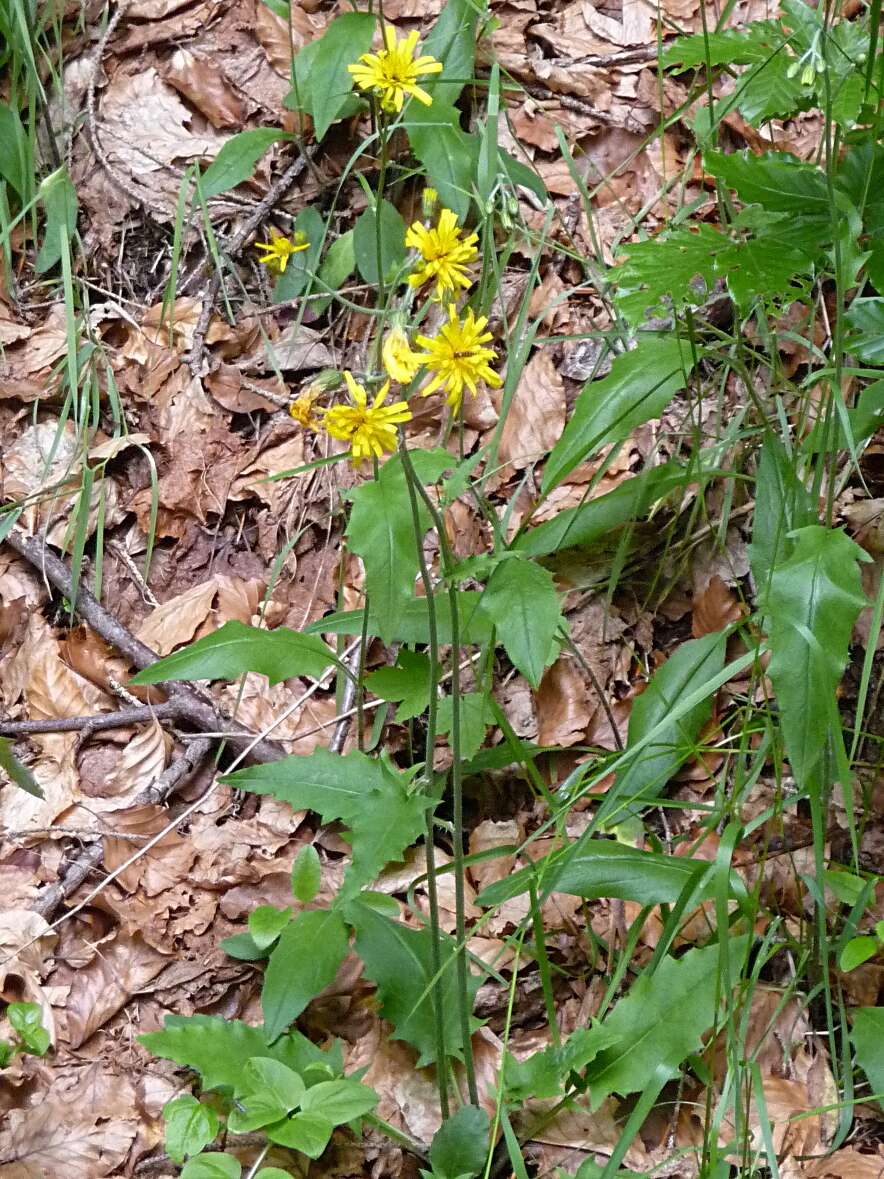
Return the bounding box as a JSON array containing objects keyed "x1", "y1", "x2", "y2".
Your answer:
[
  {"x1": 253, "y1": 229, "x2": 309, "y2": 274},
  {"x1": 348, "y1": 27, "x2": 443, "y2": 113}
]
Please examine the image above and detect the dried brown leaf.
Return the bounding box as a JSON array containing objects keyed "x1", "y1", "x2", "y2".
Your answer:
[
  {"x1": 498, "y1": 349, "x2": 566, "y2": 469},
  {"x1": 136, "y1": 579, "x2": 219, "y2": 655},
  {"x1": 162, "y1": 48, "x2": 244, "y2": 128},
  {"x1": 103, "y1": 803, "x2": 198, "y2": 896},
  {"x1": 692, "y1": 574, "x2": 744, "y2": 638},
  {"x1": 536, "y1": 657, "x2": 592, "y2": 747},
  {"x1": 61, "y1": 933, "x2": 169, "y2": 1048},
  {"x1": 96, "y1": 721, "x2": 171, "y2": 811}
]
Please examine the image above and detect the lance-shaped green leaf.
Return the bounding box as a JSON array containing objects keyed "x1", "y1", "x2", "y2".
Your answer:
[
  {"x1": 851, "y1": 1008, "x2": 884, "y2": 1111},
  {"x1": 764, "y1": 525, "x2": 868, "y2": 786},
  {"x1": 307, "y1": 590, "x2": 494, "y2": 645},
  {"x1": 304, "y1": 12, "x2": 376, "y2": 141},
  {"x1": 199, "y1": 129, "x2": 286, "y2": 199},
  {"x1": 584, "y1": 936, "x2": 749, "y2": 1109},
  {"x1": 262, "y1": 910, "x2": 350, "y2": 1041},
  {"x1": 596, "y1": 630, "x2": 727, "y2": 827},
  {"x1": 349, "y1": 900, "x2": 481, "y2": 1067},
  {"x1": 130, "y1": 620, "x2": 338, "y2": 686},
  {"x1": 0, "y1": 737, "x2": 44, "y2": 798},
  {"x1": 543, "y1": 337, "x2": 692, "y2": 494}
]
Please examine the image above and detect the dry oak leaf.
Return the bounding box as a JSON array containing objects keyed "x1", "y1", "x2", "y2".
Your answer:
[
  {"x1": 497, "y1": 348, "x2": 566, "y2": 469},
  {"x1": 136, "y1": 578, "x2": 219, "y2": 655}
]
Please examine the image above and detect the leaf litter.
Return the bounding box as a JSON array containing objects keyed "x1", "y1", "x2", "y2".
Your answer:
[{"x1": 1, "y1": 0, "x2": 883, "y2": 1176}]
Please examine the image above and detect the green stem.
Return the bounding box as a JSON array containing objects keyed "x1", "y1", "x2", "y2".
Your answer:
[
  {"x1": 398, "y1": 435, "x2": 450, "y2": 1118},
  {"x1": 402, "y1": 446, "x2": 478, "y2": 1105}
]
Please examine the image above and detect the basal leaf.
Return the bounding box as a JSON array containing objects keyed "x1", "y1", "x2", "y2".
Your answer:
[
  {"x1": 418, "y1": 0, "x2": 478, "y2": 108},
  {"x1": 130, "y1": 620, "x2": 338, "y2": 686},
  {"x1": 407, "y1": 105, "x2": 476, "y2": 220},
  {"x1": 365, "y1": 651, "x2": 434, "y2": 723},
  {"x1": 846, "y1": 298, "x2": 884, "y2": 364},
  {"x1": 349, "y1": 900, "x2": 481, "y2": 1066},
  {"x1": 353, "y1": 199, "x2": 408, "y2": 285},
  {"x1": 764, "y1": 525, "x2": 868, "y2": 786},
  {"x1": 299, "y1": 1078, "x2": 378, "y2": 1123},
  {"x1": 662, "y1": 22, "x2": 786, "y2": 70},
  {"x1": 479, "y1": 558, "x2": 561, "y2": 687},
  {"x1": 430, "y1": 1106, "x2": 490, "y2": 1179},
  {"x1": 436, "y1": 690, "x2": 494, "y2": 760},
  {"x1": 748, "y1": 435, "x2": 815, "y2": 595},
  {"x1": 309, "y1": 12, "x2": 376, "y2": 140},
  {"x1": 164, "y1": 1095, "x2": 219, "y2": 1164},
  {"x1": 181, "y1": 1155, "x2": 241, "y2": 1179},
  {"x1": 543, "y1": 337, "x2": 692, "y2": 494},
  {"x1": 851, "y1": 1008, "x2": 884, "y2": 1110},
  {"x1": 585, "y1": 936, "x2": 749, "y2": 1109},
  {"x1": 306, "y1": 591, "x2": 495, "y2": 645},
  {"x1": 597, "y1": 630, "x2": 728, "y2": 826},
  {"x1": 262, "y1": 910, "x2": 349, "y2": 1041},
  {"x1": 0, "y1": 103, "x2": 26, "y2": 196},
  {"x1": 199, "y1": 129, "x2": 285, "y2": 199},
  {"x1": 36, "y1": 166, "x2": 78, "y2": 273}
]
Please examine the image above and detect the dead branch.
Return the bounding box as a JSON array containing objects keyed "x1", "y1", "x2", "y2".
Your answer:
[
  {"x1": 0, "y1": 701, "x2": 180, "y2": 738},
  {"x1": 3, "y1": 528, "x2": 286, "y2": 765}
]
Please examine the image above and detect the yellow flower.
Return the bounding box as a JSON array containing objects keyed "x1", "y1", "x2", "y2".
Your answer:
[
  {"x1": 348, "y1": 27, "x2": 443, "y2": 115},
  {"x1": 254, "y1": 231, "x2": 309, "y2": 275},
  {"x1": 406, "y1": 208, "x2": 479, "y2": 300},
  {"x1": 415, "y1": 304, "x2": 503, "y2": 411},
  {"x1": 289, "y1": 390, "x2": 321, "y2": 430},
  {"x1": 382, "y1": 324, "x2": 422, "y2": 384},
  {"x1": 322, "y1": 371, "x2": 412, "y2": 465}
]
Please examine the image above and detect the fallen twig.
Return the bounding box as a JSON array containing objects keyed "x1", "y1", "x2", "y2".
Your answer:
[
  {"x1": 3, "y1": 528, "x2": 286, "y2": 765},
  {"x1": 0, "y1": 701, "x2": 179, "y2": 738}
]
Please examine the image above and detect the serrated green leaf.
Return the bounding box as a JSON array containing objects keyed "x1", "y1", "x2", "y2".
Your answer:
[
  {"x1": 704, "y1": 150, "x2": 828, "y2": 213},
  {"x1": 430, "y1": 1106, "x2": 490, "y2": 1179},
  {"x1": 726, "y1": 56, "x2": 806, "y2": 125},
  {"x1": 353, "y1": 199, "x2": 408, "y2": 285},
  {"x1": 291, "y1": 844, "x2": 322, "y2": 904},
  {"x1": 262, "y1": 910, "x2": 349, "y2": 1041},
  {"x1": 846, "y1": 297, "x2": 884, "y2": 363},
  {"x1": 418, "y1": 0, "x2": 478, "y2": 108},
  {"x1": 852, "y1": 1008, "x2": 884, "y2": 1110},
  {"x1": 0, "y1": 737, "x2": 44, "y2": 798},
  {"x1": 505, "y1": 1023, "x2": 620, "y2": 1101},
  {"x1": 597, "y1": 631, "x2": 728, "y2": 826},
  {"x1": 164, "y1": 1096, "x2": 219, "y2": 1165},
  {"x1": 366, "y1": 651, "x2": 434, "y2": 723},
  {"x1": 662, "y1": 22, "x2": 786, "y2": 70},
  {"x1": 543, "y1": 338, "x2": 692, "y2": 494},
  {"x1": 299, "y1": 1078, "x2": 377, "y2": 1123},
  {"x1": 764, "y1": 525, "x2": 869, "y2": 786},
  {"x1": 199, "y1": 129, "x2": 285, "y2": 199},
  {"x1": 129, "y1": 620, "x2": 337, "y2": 686},
  {"x1": 181, "y1": 1154, "x2": 241, "y2": 1179},
  {"x1": 585, "y1": 937, "x2": 749, "y2": 1109},
  {"x1": 350, "y1": 901, "x2": 481, "y2": 1066},
  {"x1": 140, "y1": 1016, "x2": 336, "y2": 1093},
  {"x1": 479, "y1": 558, "x2": 561, "y2": 686},
  {"x1": 309, "y1": 12, "x2": 376, "y2": 140}
]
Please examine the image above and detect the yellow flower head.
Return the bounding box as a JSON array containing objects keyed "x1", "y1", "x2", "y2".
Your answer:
[
  {"x1": 382, "y1": 323, "x2": 422, "y2": 384},
  {"x1": 406, "y1": 208, "x2": 478, "y2": 301},
  {"x1": 348, "y1": 27, "x2": 443, "y2": 115},
  {"x1": 322, "y1": 371, "x2": 413, "y2": 465},
  {"x1": 289, "y1": 389, "x2": 321, "y2": 430},
  {"x1": 415, "y1": 304, "x2": 503, "y2": 411},
  {"x1": 254, "y1": 230, "x2": 309, "y2": 275}
]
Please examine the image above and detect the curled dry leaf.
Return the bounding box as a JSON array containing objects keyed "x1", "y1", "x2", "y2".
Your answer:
[
  {"x1": 0, "y1": 1103, "x2": 136, "y2": 1178},
  {"x1": 497, "y1": 348, "x2": 566, "y2": 470},
  {"x1": 692, "y1": 574, "x2": 745, "y2": 638},
  {"x1": 135, "y1": 578, "x2": 219, "y2": 655},
  {"x1": 60, "y1": 932, "x2": 170, "y2": 1049},
  {"x1": 468, "y1": 819, "x2": 522, "y2": 892},
  {"x1": 536, "y1": 656, "x2": 592, "y2": 747},
  {"x1": 103, "y1": 803, "x2": 198, "y2": 896},
  {"x1": 256, "y1": 1, "x2": 324, "y2": 75},
  {"x1": 96, "y1": 721, "x2": 172, "y2": 812},
  {"x1": 161, "y1": 48, "x2": 244, "y2": 128}
]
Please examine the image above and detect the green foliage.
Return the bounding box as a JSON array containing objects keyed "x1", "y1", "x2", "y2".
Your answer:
[
  {"x1": 288, "y1": 12, "x2": 376, "y2": 140},
  {"x1": 748, "y1": 435, "x2": 815, "y2": 594},
  {"x1": 248, "y1": 905, "x2": 292, "y2": 951},
  {"x1": 273, "y1": 205, "x2": 325, "y2": 301},
  {"x1": 0, "y1": 737, "x2": 44, "y2": 798},
  {"x1": 181, "y1": 1155, "x2": 241, "y2": 1179},
  {"x1": 354, "y1": 200, "x2": 408, "y2": 285},
  {"x1": 6, "y1": 1002, "x2": 50, "y2": 1056},
  {"x1": 366, "y1": 651, "x2": 435, "y2": 722},
  {"x1": 290, "y1": 845, "x2": 322, "y2": 904},
  {"x1": 350, "y1": 900, "x2": 481, "y2": 1067},
  {"x1": 0, "y1": 103, "x2": 27, "y2": 196},
  {"x1": 846, "y1": 298, "x2": 884, "y2": 364},
  {"x1": 436, "y1": 690, "x2": 495, "y2": 760},
  {"x1": 428, "y1": 1106, "x2": 490, "y2": 1179},
  {"x1": 313, "y1": 230, "x2": 356, "y2": 315},
  {"x1": 504, "y1": 1024, "x2": 619, "y2": 1102},
  {"x1": 478, "y1": 557, "x2": 562, "y2": 687},
  {"x1": 36, "y1": 166, "x2": 78, "y2": 273},
  {"x1": 307, "y1": 591, "x2": 495, "y2": 645},
  {"x1": 852, "y1": 1008, "x2": 884, "y2": 1109},
  {"x1": 164, "y1": 1095, "x2": 219, "y2": 1164},
  {"x1": 140, "y1": 1016, "x2": 340, "y2": 1093},
  {"x1": 199, "y1": 130, "x2": 286, "y2": 199},
  {"x1": 262, "y1": 910, "x2": 350, "y2": 1041},
  {"x1": 763, "y1": 526, "x2": 868, "y2": 786},
  {"x1": 543, "y1": 338, "x2": 692, "y2": 493},
  {"x1": 583, "y1": 936, "x2": 749, "y2": 1109},
  {"x1": 224, "y1": 750, "x2": 430, "y2": 898},
  {"x1": 598, "y1": 631, "x2": 728, "y2": 825},
  {"x1": 704, "y1": 150, "x2": 829, "y2": 214},
  {"x1": 130, "y1": 620, "x2": 337, "y2": 686}
]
